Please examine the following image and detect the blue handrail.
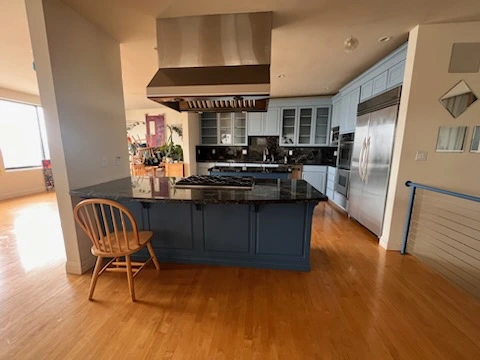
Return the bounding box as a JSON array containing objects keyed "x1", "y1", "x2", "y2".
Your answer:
[{"x1": 400, "y1": 181, "x2": 480, "y2": 254}]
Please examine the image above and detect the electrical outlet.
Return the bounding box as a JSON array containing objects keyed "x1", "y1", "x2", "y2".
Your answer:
[
  {"x1": 415, "y1": 151, "x2": 428, "y2": 161},
  {"x1": 242, "y1": 149, "x2": 247, "y2": 155},
  {"x1": 212, "y1": 149, "x2": 216, "y2": 154},
  {"x1": 288, "y1": 150, "x2": 293, "y2": 156}
]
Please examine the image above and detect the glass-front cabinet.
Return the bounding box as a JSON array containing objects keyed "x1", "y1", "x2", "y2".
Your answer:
[
  {"x1": 280, "y1": 106, "x2": 331, "y2": 146},
  {"x1": 200, "y1": 112, "x2": 247, "y2": 145},
  {"x1": 233, "y1": 113, "x2": 247, "y2": 145},
  {"x1": 314, "y1": 107, "x2": 330, "y2": 145},
  {"x1": 219, "y1": 113, "x2": 232, "y2": 144},
  {"x1": 200, "y1": 113, "x2": 218, "y2": 145},
  {"x1": 298, "y1": 108, "x2": 313, "y2": 145},
  {"x1": 280, "y1": 108, "x2": 297, "y2": 145}
]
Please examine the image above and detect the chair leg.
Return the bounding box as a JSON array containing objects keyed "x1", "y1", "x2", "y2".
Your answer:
[
  {"x1": 89, "y1": 256, "x2": 103, "y2": 301},
  {"x1": 147, "y1": 242, "x2": 160, "y2": 270},
  {"x1": 125, "y1": 255, "x2": 135, "y2": 302}
]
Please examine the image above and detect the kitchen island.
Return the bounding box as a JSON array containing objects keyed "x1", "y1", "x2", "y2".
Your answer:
[{"x1": 70, "y1": 176, "x2": 326, "y2": 271}]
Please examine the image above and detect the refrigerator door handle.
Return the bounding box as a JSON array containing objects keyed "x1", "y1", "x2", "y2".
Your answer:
[
  {"x1": 358, "y1": 137, "x2": 367, "y2": 182},
  {"x1": 363, "y1": 136, "x2": 371, "y2": 184}
]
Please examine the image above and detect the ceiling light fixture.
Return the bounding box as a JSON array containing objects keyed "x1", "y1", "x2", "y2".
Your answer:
[
  {"x1": 344, "y1": 36, "x2": 359, "y2": 53},
  {"x1": 378, "y1": 36, "x2": 391, "y2": 43},
  {"x1": 277, "y1": 74, "x2": 286, "y2": 78}
]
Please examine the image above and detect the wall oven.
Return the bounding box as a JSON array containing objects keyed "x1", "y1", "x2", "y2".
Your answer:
[
  {"x1": 337, "y1": 133, "x2": 354, "y2": 170},
  {"x1": 335, "y1": 169, "x2": 350, "y2": 197}
]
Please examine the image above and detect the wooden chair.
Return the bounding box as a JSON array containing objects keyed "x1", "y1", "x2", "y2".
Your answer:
[{"x1": 73, "y1": 198, "x2": 160, "y2": 301}]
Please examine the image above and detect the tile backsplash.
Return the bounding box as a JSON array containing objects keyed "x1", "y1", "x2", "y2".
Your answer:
[{"x1": 196, "y1": 137, "x2": 337, "y2": 165}]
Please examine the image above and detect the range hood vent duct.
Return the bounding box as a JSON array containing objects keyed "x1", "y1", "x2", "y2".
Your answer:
[{"x1": 147, "y1": 12, "x2": 272, "y2": 112}]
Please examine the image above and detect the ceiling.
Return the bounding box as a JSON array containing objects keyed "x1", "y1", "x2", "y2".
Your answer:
[{"x1": 1, "y1": 0, "x2": 480, "y2": 109}]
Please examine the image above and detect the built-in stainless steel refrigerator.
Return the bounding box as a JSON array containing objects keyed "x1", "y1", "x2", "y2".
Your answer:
[{"x1": 348, "y1": 87, "x2": 401, "y2": 237}]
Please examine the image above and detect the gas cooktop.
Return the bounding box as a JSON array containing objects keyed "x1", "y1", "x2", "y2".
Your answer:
[{"x1": 174, "y1": 175, "x2": 254, "y2": 190}]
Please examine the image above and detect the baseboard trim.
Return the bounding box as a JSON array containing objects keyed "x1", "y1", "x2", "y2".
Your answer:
[
  {"x1": 65, "y1": 256, "x2": 96, "y2": 275},
  {"x1": 0, "y1": 186, "x2": 47, "y2": 201}
]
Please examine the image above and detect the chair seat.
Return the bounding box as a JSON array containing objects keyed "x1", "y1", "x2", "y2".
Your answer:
[{"x1": 91, "y1": 230, "x2": 154, "y2": 256}]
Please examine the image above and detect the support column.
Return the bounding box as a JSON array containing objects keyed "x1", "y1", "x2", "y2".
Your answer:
[{"x1": 25, "y1": 0, "x2": 130, "y2": 273}]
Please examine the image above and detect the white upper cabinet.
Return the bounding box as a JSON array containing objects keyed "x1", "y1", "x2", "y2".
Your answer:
[
  {"x1": 372, "y1": 70, "x2": 388, "y2": 96},
  {"x1": 247, "y1": 112, "x2": 263, "y2": 136},
  {"x1": 265, "y1": 107, "x2": 280, "y2": 135},
  {"x1": 360, "y1": 79, "x2": 374, "y2": 102},
  {"x1": 279, "y1": 105, "x2": 331, "y2": 146},
  {"x1": 201, "y1": 113, "x2": 247, "y2": 145},
  {"x1": 247, "y1": 108, "x2": 280, "y2": 137},
  {"x1": 387, "y1": 60, "x2": 406, "y2": 88},
  {"x1": 280, "y1": 108, "x2": 297, "y2": 145},
  {"x1": 313, "y1": 107, "x2": 330, "y2": 145},
  {"x1": 334, "y1": 43, "x2": 407, "y2": 133}
]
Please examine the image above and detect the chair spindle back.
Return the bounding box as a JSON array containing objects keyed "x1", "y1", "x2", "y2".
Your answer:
[{"x1": 74, "y1": 199, "x2": 140, "y2": 254}]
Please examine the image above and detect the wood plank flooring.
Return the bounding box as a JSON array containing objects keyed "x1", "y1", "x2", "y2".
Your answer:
[{"x1": 0, "y1": 192, "x2": 479, "y2": 359}]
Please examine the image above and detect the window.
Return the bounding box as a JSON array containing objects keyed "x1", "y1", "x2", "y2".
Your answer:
[{"x1": 0, "y1": 99, "x2": 50, "y2": 169}]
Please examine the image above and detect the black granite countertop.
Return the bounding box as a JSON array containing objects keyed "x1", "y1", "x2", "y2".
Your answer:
[
  {"x1": 70, "y1": 176, "x2": 327, "y2": 204},
  {"x1": 209, "y1": 166, "x2": 292, "y2": 173}
]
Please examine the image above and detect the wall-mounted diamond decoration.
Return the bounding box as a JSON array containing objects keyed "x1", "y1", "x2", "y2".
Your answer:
[{"x1": 440, "y1": 80, "x2": 477, "y2": 118}]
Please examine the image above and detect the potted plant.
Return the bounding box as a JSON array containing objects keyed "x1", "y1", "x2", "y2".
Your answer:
[{"x1": 164, "y1": 124, "x2": 183, "y2": 163}]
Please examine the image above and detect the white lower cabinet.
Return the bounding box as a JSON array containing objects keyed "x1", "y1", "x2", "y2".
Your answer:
[
  {"x1": 302, "y1": 165, "x2": 327, "y2": 193},
  {"x1": 197, "y1": 162, "x2": 214, "y2": 175}
]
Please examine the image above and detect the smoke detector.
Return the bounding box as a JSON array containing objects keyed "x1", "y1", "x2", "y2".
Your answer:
[{"x1": 344, "y1": 36, "x2": 359, "y2": 52}]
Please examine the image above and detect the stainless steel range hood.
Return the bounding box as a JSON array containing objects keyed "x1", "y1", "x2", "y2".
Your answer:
[{"x1": 147, "y1": 12, "x2": 272, "y2": 112}]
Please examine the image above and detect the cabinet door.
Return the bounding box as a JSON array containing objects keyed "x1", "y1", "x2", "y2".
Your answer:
[
  {"x1": 200, "y1": 113, "x2": 218, "y2": 144},
  {"x1": 360, "y1": 79, "x2": 373, "y2": 102},
  {"x1": 331, "y1": 100, "x2": 341, "y2": 128},
  {"x1": 372, "y1": 71, "x2": 388, "y2": 96},
  {"x1": 387, "y1": 60, "x2": 405, "y2": 88},
  {"x1": 302, "y1": 171, "x2": 326, "y2": 193},
  {"x1": 344, "y1": 88, "x2": 360, "y2": 133},
  {"x1": 297, "y1": 107, "x2": 314, "y2": 145},
  {"x1": 280, "y1": 108, "x2": 297, "y2": 145},
  {"x1": 247, "y1": 112, "x2": 263, "y2": 136},
  {"x1": 233, "y1": 113, "x2": 247, "y2": 145},
  {"x1": 313, "y1": 107, "x2": 330, "y2": 145},
  {"x1": 339, "y1": 97, "x2": 348, "y2": 133},
  {"x1": 219, "y1": 113, "x2": 232, "y2": 144},
  {"x1": 265, "y1": 107, "x2": 280, "y2": 135}
]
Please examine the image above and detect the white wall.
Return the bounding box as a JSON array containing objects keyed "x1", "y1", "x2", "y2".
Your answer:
[
  {"x1": 26, "y1": 0, "x2": 130, "y2": 274},
  {"x1": 381, "y1": 22, "x2": 480, "y2": 250},
  {"x1": 125, "y1": 107, "x2": 183, "y2": 146},
  {"x1": 0, "y1": 168, "x2": 45, "y2": 200}
]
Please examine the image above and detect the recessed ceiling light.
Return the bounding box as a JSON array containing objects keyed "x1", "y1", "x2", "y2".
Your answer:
[
  {"x1": 277, "y1": 74, "x2": 286, "y2": 78},
  {"x1": 378, "y1": 36, "x2": 391, "y2": 43},
  {"x1": 344, "y1": 36, "x2": 359, "y2": 53}
]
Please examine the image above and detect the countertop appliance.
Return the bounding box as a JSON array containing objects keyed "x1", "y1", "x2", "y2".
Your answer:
[
  {"x1": 348, "y1": 86, "x2": 401, "y2": 237},
  {"x1": 174, "y1": 175, "x2": 254, "y2": 189},
  {"x1": 146, "y1": 12, "x2": 272, "y2": 112}
]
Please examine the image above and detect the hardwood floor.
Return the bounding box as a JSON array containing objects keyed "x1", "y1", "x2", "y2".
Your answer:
[{"x1": 1, "y1": 193, "x2": 479, "y2": 359}]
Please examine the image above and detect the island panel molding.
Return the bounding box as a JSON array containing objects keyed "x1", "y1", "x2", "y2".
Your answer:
[{"x1": 71, "y1": 177, "x2": 326, "y2": 271}]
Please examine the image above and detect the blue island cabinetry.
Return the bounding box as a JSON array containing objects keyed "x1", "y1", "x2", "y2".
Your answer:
[{"x1": 71, "y1": 177, "x2": 326, "y2": 271}]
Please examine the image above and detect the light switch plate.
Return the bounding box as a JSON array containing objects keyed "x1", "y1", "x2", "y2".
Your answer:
[
  {"x1": 288, "y1": 150, "x2": 293, "y2": 156},
  {"x1": 415, "y1": 151, "x2": 428, "y2": 161},
  {"x1": 242, "y1": 149, "x2": 247, "y2": 155}
]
